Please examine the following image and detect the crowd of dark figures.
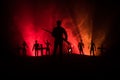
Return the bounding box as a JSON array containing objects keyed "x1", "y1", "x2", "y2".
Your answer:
[
  {"x1": 16, "y1": 20, "x2": 106, "y2": 57},
  {"x1": 16, "y1": 40, "x2": 51, "y2": 56},
  {"x1": 17, "y1": 39, "x2": 106, "y2": 57}
]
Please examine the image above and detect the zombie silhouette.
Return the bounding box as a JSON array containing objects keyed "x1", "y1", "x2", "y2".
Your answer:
[
  {"x1": 22, "y1": 41, "x2": 28, "y2": 56},
  {"x1": 32, "y1": 40, "x2": 39, "y2": 56},
  {"x1": 89, "y1": 40, "x2": 96, "y2": 56},
  {"x1": 78, "y1": 39, "x2": 84, "y2": 55},
  {"x1": 45, "y1": 40, "x2": 50, "y2": 55},
  {"x1": 98, "y1": 44, "x2": 106, "y2": 55},
  {"x1": 39, "y1": 44, "x2": 43, "y2": 56}
]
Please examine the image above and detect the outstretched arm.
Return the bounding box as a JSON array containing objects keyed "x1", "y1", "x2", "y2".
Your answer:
[
  {"x1": 94, "y1": 44, "x2": 96, "y2": 51},
  {"x1": 52, "y1": 28, "x2": 56, "y2": 37},
  {"x1": 88, "y1": 44, "x2": 90, "y2": 49},
  {"x1": 32, "y1": 45, "x2": 34, "y2": 51},
  {"x1": 83, "y1": 43, "x2": 84, "y2": 48},
  {"x1": 26, "y1": 44, "x2": 28, "y2": 48},
  {"x1": 64, "y1": 29, "x2": 68, "y2": 40}
]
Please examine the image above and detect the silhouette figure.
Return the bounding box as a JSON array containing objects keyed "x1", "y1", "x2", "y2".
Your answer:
[
  {"x1": 45, "y1": 40, "x2": 50, "y2": 55},
  {"x1": 16, "y1": 43, "x2": 22, "y2": 56},
  {"x1": 78, "y1": 39, "x2": 84, "y2": 55},
  {"x1": 98, "y1": 44, "x2": 106, "y2": 55},
  {"x1": 52, "y1": 20, "x2": 68, "y2": 56},
  {"x1": 32, "y1": 40, "x2": 39, "y2": 56},
  {"x1": 39, "y1": 44, "x2": 43, "y2": 56},
  {"x1": 22, "y1": 41, "x2": 28, "y2": 56},
  {"x1": 89, "y1": 40, "x2": 96, "y2": 56}
]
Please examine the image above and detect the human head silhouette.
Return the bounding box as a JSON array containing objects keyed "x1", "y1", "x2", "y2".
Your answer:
[
  {"x1": 23, "y1": 41, "x2": 26, "y2": 45},
  {"x1": 23, "y1": 41, "x2": 26, "y2": 43},
  {"x1": 56, "y1": 20, "x2": 62, "y2": 26},
  {"x1": 35, "y1": 40, "x2": 38, "y2": 43},
  {"x1": 80, "y1": 39, "x2": 83, "y2": 42}
]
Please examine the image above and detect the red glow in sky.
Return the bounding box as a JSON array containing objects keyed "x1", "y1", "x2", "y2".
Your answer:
[{"x1": 12, "y1": 0, "x2": 107, "y2": 56}]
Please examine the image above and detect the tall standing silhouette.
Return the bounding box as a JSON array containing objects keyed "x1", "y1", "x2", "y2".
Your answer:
[
  {"x1": 78, "y1": 39, "x2": 84, "y2": 55},
  {"x1": 52, "y1": 20, "x2": 68, "y2": 56},
  {"x1": 32, "y1": 40, "x2": 39, "y2": 56},
  {"x1": 89, "y1": 40, "x2": 96, "y2": 56}
]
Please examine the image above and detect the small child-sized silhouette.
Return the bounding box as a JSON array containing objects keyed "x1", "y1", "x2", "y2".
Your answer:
[
  {"x1": 39, "y1": 44, "x2": 43, "y2": 56},
  {"x1": 45, "y1": 40, "x2": 50, "y2": 55}
]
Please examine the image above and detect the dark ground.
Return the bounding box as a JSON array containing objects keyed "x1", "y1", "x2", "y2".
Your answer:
[{"x1": 0, "y1": 51, "x2": 118, "y2": 77}]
